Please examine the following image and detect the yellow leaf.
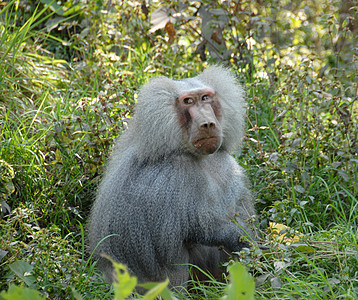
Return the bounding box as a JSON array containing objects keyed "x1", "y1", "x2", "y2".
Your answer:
[
  {"x1": 54, "y1": 148, "x2": 63, "y2": 164},
  {"x1": 269, "y1": 222, "x2": 302, "y2": 245}
]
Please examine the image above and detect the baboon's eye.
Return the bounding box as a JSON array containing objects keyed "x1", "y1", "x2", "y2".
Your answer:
[
  {"x1": 183, "y1": 98, "x2": 194, "y2": 105},
  {"x1": 201, "y1": 95, "x2": 211, "y2": 102}
]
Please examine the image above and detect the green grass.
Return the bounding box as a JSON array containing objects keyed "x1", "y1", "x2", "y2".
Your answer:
[{"x1": 0, "y1": 0, "x2": 357, "y2": 299}]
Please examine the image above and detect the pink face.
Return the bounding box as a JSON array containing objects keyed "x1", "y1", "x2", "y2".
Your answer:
[{"x1": 176, "y1": 88, "x2": 223, "y2": 155}]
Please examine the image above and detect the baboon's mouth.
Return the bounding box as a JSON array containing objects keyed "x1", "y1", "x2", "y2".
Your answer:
[
  {"x1": 193, "y1": 136, "x2": 219, "y2": 143},
  {"x1": 192, "y1": 136, "x2": 222, "y2": 154}
]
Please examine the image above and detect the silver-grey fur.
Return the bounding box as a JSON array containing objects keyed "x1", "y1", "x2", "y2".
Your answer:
[{"x1": 88, "y1": 66, "x2": 257, "y2": 287}]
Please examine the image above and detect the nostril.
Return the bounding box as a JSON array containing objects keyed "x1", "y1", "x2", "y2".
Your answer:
[
  {"x1": 200, "y1": 122, "x2": 216, "y2": 130},
  {"x1": 200, "y1": 123, "x2": 208, "y2": 130}
]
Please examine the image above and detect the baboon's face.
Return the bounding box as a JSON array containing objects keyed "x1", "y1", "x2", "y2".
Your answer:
[{"x1": 176, "y1": 88, "x2": 222, "y2": 155}]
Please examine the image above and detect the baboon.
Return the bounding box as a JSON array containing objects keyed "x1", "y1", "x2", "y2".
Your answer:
[{"x1": 88, "y1": 66, "x2": 257, "y2": 288}]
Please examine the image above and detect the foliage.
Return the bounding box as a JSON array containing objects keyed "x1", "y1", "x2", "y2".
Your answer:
[
  {"x1": 0, "y1": 0, "x2": 357, "y2": 299},
  {"x1": 0, "y1": 284, "x2": 45, "y2": 300},
  {"x1": 108, "y1": 259, "x2": 175, "y2": 300},
  {"x1": 223, "y1": 263, "x2": 255, "y2": 300},
  {"x1": 0, "y1": 208, "x2": 110, "y2": 298}
]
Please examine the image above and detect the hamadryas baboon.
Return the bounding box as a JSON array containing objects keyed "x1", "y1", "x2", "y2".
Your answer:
[{"x1": 88, "y1": 66, "x2": 257, "y2": 287}]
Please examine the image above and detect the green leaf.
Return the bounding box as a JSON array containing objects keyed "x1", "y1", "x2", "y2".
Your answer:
[
  {"x1": 111, "y1": 261, "x2": 137, "y2": 300},
  {"x1": 63, "y1": 5, "x2": 82, "y2": 17},
  {"x1": 294, "y1": 244, "x2": 315, "y2": 253},
  {"x1": 141, "y1": 280, "x2": 173, "y2": 300},
  {"x1": 222, "y1": 263, "x2": 255, "y2": 300},
  {"x1": 0, "y1": 285, "x2": 45, "y2": 300},
  {"x1": 8, "y1": 261, "x2": 36, "y2": 288},
  {"x1": 342, "y1": 18, "x2": 349, "y2": 28},
  {"x1": 39, "y1": 0, "x2": 64, "y2": 15},
  {"x1": 141, "y1": 279, "x2": 171, "y2": 300}
]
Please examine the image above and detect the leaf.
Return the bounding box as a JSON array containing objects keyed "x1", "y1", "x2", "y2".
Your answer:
[
  {"x1": 222, "y1": 263, "x2": 255, "y2": 300},
  {"x1": 293, "y1": 244, "x2": 315, "y2": 253},
  {"x1": 337, "y1": 169, "x2": 349, "y2": 181},
  {"x1": 274, "y1": 261, "x2": 290, "y2": 274},
  {"x1": 164, "y1": 22, "x2": 176, "y2": 42},
  {"x1": 255, "y1": 274, "x2": 270, "y2": 287},
  {"x1": 149, "y1": 7, "x2": 172, "y2": 33},
  {"x1": 39, "y1": 0, "x2": 64, "y2": 16},
  {"x1": 0, "y1": 249, "x2": 8, "y2": 261},
  {"x1": 1, "y1": 201, "x2": 11, "y2": 214},
  {"x1": 269, "y1": 222, "x2": 302, "y2": 245},
  {"x1": 342, "y1": 18, "x2": 350, "y2": 28},
  {"x1": 0, "y1": 160, "x2": 15, "y2": 179},
  {"x1": 270, "y1": 277, "x2": 282, "y2": 289},
  {"x1": 211, "y1": 30, "x2": 223, "y2": 44},
  {"x1": 8, "y1": 261, "x2": 36, "y2": 288},
  {"x1": 100, "y1": 255, "x2": 138, "y2": 300},
  {"x1": 0, "y1": 285, "x2": 45, "y2": 300},
  {"x1": 248, "y1": 138, "x2": 258, "y2": 144},
  {"x1": 111, "y1": 261, "x2": 137, "y2": 300},
  {"x1": 141, "y1": 279, "x2": 172, "y2": 300},
  {"x1": 63, "y1": 5, "x2": 82, "y2": 17},
  {"x1": 55, "y1": 148, "x2": 62, "y2": 164}
]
